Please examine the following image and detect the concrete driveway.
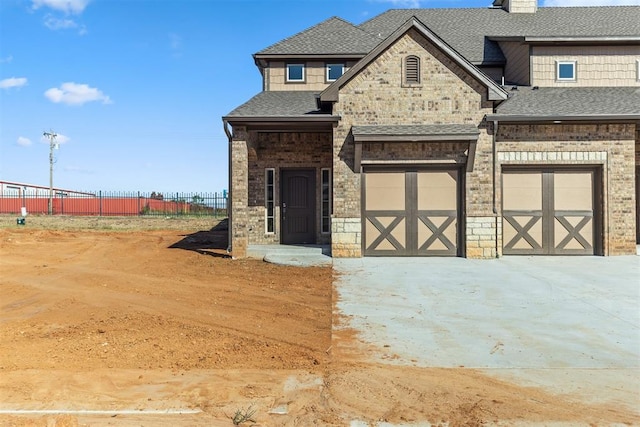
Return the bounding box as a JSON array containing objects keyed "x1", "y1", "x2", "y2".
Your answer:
[{"x1": 334, "y1": 255, "x2": 640, "y2": 410}]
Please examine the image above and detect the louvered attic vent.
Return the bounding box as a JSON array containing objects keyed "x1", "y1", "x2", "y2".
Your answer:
[{"x1": 404, "y1": 56, "x2": 420, "y2": 85}]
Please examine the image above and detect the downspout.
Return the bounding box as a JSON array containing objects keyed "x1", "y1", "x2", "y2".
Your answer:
[
  {"x1": 223, "y1": 119, "x2": 233, "y2": 254},
  {"x1": 493, "y1": 119, "x2": 499, "y2": 257}
]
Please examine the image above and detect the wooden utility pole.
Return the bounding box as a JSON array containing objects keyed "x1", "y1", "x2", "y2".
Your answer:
[{"x1": 43, "y1": 131, "x2": 58, "y2": 215}]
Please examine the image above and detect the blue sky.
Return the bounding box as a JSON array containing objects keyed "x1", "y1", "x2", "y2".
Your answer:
[{"x1": 1, "y1": 0, "x2": 637, "y2": 193}]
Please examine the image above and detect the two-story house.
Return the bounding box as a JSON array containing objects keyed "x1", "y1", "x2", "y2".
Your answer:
[{"x1": 223, "y1": 0, "x2": 640, "y2": 258}]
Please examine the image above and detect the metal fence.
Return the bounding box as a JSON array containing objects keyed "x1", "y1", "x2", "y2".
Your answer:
[{"x1": 0, "y1": 190, "x2": 228, "y2": 218}]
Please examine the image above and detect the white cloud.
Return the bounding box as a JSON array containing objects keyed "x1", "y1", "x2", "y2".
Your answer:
[
  {"x1": 0, "y1": 55, "x2": 13, "y2": 63},
  {"x1": 43, "y1": 14, "x2": 87, "y2": 34},
  {"x1": 0, "y1": 77, "x2": 28, "y2": 89},
  {"x1": 44, "y1": 15, "x2": 77, "y2": 30},
  {"x1": 17, "y1": 137, "x2": 32, "y2": 147},
  {"x1": 44, "y1": 82, "x2": 112, "y2": 106},
  {"x1": 543, "y1": 0, "x2": 639, "y2": 4},
  {"x1": 32, "y1": 0, "x2": 89, "y2": 14}
]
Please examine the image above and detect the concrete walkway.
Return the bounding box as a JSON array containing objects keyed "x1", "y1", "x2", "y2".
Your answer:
[{"x1": 334, "y1": 255, "x2": 640, "y2": 411}]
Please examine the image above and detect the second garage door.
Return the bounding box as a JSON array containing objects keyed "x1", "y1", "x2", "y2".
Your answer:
[
  {"x1": 502, "y1": 168, "x2": 601, "y2": 255},
  {"x1": 363, "y1": 168, "x2": 462, "y2": 256}
]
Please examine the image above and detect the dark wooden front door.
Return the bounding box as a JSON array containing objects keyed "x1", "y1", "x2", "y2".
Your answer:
[{"x1": 281, "y1": 169, "x2": 316, "y2": 244}]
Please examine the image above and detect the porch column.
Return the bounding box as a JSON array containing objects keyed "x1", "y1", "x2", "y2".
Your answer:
[{"x1": 231, "y1": 127, "x2": 249, "y2": 258}]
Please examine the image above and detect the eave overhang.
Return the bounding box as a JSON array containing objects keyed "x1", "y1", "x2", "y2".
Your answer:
[
  {"x1": 222, "y1": 115, "x2": 340, "y2": 132},
  {"x1": 485, "y1": 114, "x2": 640, "y2": 123}
]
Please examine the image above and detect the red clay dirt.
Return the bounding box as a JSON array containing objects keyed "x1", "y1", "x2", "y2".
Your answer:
[{"x1": 0, "y1": 217, "x2": 637, "y2": 426}]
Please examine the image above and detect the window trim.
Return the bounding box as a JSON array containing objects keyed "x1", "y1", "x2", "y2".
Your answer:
[
  {"x1": 321, "y1": 168, "x2": 331, "y2": 234},
  {"x1": 556, "y1": 60, "x2": 577, "y2": 82},
  {"x1": 403, "y1": 55, "x2": 421, "y2": 87},
  {"x1": 326, "y1": 63, "x2": 345, "y2": 82},
  {"x1": 286, "y1": 63, "x2": 305, "y2": 83},
  {"x1": 265, "y1": 168, "x2": 275, "y2": 234},
  {"x1": 636, "y1": 59, "x2": 640, "y2": 82}
]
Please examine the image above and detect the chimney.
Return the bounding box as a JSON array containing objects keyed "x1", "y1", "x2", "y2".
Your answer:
[{"x1": 493, "y1": 0, "x2": 537, "y2": 13}]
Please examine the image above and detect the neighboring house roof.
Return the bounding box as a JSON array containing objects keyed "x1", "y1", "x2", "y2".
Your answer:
[
  {"x1": 255, "y1": 16, "x2": 381, "y2": 57},
  {"x1": 359, "y1": 7, "x2": 640, "y2": 64},
  {"x1": 488, "y1": 87, "x2": 640, "y2": 121},
  {"x1": 321, "y1": 17, "x2": 509, "y2": 103},
  {"x1": 223, "y1": 91, "x2": 337, "y2": 122},
  {"x1": 352, "y1": 124, "x2": 480, "y2": 141}
]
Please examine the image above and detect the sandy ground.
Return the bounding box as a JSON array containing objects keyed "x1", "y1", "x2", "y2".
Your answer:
[{"x1": 0, "y1": 216, "x2": 638, "y2": 426}]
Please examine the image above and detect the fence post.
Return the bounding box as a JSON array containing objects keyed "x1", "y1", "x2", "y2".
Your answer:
[
  {"x1": 138, "y1": 191, "x2": 141, "y2": 217},
  {"x1": 99, "y1": 191, "x2": 102, "y2": 216}
]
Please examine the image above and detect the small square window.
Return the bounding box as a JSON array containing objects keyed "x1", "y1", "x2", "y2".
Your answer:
[
  {"x1": 557, "y1": 61, "x2": 576, "y2": 81},
  {"x1": 286, "y1": 63, "x2": 305, "y2": 82},
  {"x1": 326, "y1": 63, "x2": 344, "y2": 82}
]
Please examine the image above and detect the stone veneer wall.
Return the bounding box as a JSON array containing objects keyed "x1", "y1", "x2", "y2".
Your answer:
[
  {"x1": 497, "y1": 123, "x2": 637, "y2": 255},
  {"x1": 245, "y1": 131, "x2": 332, "y2": 246},
  {"x1": 331, "y1": 29, "x2": 496, "y2": 258}
]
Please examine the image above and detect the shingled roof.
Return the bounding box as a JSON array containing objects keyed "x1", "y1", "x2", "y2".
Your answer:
[
  {"x1": 360, "y1": 7, "x2": 640, "y2": 64},
  {"x1": 489, "y1": 87, "x2": 640, "y2": 120},
  {"x1": 223, "y1": 91, "x2": 335, "y2": 120},
  {"x1": 256, "y1": 6, "x2": 640, "y2": 65},
  {"x1": 256, "y1": 16, "x2": 381, "y2": 56}
]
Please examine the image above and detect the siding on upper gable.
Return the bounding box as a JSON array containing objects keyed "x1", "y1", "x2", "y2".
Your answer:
[
  {"x1": 499, "y1": 41, "x2": 530, "y2": 86},
  {"x1": 266, "y1": 60, "x2": 357, "y2": 91},
  {"x1": 531, "y1": 45, "x2": 640, "y2": 87}
]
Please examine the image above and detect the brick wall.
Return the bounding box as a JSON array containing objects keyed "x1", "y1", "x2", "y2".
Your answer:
[{"x1": 231, "y1": 127, "x2": 249, "y2": 258}]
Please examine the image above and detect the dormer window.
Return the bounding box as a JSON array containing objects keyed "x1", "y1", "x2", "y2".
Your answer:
[
  {"x1": 404, "y1": 55, "x2": 421, "y2": 86},
  {"x1": 556, "y1": 61, "x2": 576, "y2": 81},
  {"x1": 286, "y1": 63, "x2": 305, "y2": 82},
  {"x1": 326, "y1": 63, "x2": 344, "y2": 82}
]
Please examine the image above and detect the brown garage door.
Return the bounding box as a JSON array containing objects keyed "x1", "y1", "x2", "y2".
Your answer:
[
  {"x1": 363, "y1": 169, "x2": 461, "y2": 256},
  {"x1": 502, "y1": 168, "x2": 600, "y2": 255}
]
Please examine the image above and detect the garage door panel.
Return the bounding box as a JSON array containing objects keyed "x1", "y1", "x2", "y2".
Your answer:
[
  {"x1": 365, "y1": 173, "x2": 405, "y2": 210},
  {"x1": 503, "y1": 172, "x2": 543, "y2": 211},
  {"x1": 554, "y1": 172, "x2": 593, "y2": 211},
  {"x1": 366, "y1": 215, "x2": 406, "y2": 251},
  {"x1": 504, "y1": 215, "x2": 543, "y2": 251},
  {"x1": 502, "y1": 169, "x2": 597, "y2": 255},
  {"x1": 417, "y1": 214, "x2": 457, "y2": 253},
  {"x1": 554, "y1": 215, "x2": 593, "y2": 252},
  {"x1": 418, "y1": 171, "x2": 457, "y2": 210}
]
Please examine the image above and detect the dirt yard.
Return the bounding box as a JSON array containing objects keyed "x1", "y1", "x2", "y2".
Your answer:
[{"x1": 0, "y1": 216, "x2": 637, "y2": 426}]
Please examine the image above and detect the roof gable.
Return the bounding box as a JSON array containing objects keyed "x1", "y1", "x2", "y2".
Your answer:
[
  {"x1": 320, "y1": 17, "x2": 508, "y2": 103},
  {"x1": 255, "y1": 16, "x2": 380, "y2": 57}
]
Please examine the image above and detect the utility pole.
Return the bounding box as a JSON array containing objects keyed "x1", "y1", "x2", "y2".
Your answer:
[{"x1": 43, "y1": 130, "x2": 58, "y2": 215}]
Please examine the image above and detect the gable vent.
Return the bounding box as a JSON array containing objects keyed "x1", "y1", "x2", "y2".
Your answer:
[{"x1": 404, "y1": 55, "x2": 420, "y2": 85}]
